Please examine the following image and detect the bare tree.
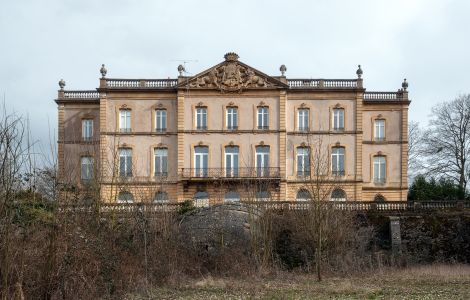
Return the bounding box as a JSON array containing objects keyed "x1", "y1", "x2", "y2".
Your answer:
[
  {"x1": 422, "y1": 94, "x2": 470, "y2": 197},
  {"x1": 408, "y1": 121, "x2": 424, "y2": 182}
]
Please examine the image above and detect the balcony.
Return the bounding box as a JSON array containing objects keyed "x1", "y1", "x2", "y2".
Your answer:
[{"x1": 181, "y1": 167, "x2": 281, "y2": 180}]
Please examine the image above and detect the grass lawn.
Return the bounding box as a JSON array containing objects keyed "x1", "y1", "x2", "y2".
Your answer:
[{"x1": 126, "y1": 264, "x2": 470, "y2": 299}]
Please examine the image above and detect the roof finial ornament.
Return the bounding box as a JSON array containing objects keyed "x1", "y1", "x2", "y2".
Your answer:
[
  {"x1": 280, "y1": 64, "x2": 287, "y2": 76},
  {"x1": 177, "y1": 64, "x2": 185, "y2": 76},
  {"x1": 58, "y1": 79, "x2": 66, "y2": 90},
  {"x1": 402, "y1": 78, "x2": 408, "y2": 91},
  {"x1": 356, "y1": 65, "x2": 363, "y2": 78},
  {"x1": 224, "y1": 52, "x2": 239, "y2": 61},
  {"x1": 100, "y1": 64, "x2": 107, "y2": 78}
]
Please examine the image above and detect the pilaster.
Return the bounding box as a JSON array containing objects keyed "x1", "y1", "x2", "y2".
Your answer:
[
  {"x1": 355, "y1": 86, "x2": 363, "y2": 201},
  {"x1": 177, "y1": 90, "x2": 186, "y2": 202},
  {"x1": 279, "y1": 90, "x2": 287, "y2": 200}
]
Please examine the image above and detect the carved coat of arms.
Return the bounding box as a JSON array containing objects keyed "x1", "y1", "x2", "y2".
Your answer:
[{"x1": 189, "y1": 52, "x2": 273, "y2": 92}]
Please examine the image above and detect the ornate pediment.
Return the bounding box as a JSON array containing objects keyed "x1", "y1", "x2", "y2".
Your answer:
[{"x1": 178, "y1": 52, "x2": 288, "y2": 92}]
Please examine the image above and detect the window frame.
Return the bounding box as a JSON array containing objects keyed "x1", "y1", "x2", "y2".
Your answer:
[
  {"x1": 257, "y1": 106, "x2": 269, "y2": 130},
  {"x1": 80, "y1": 156, "x2": 94, "y2": 181},
  {"x1": 297, "y1": 108, "x2": 309, "y2": 132},
  {"x1": 195, "y1": 107, "x2": 208, "y2": 130},
  {"x1": 374, "y1": 119, "x2": 385, "y2": 141},
  {"x1": 155, "y1": 109, "x2": 167, "y2": 133},
  {"x1": 373, "y1": 155, "x2": 386, "y2": 184},
  {"x1": 226, "y1": 106, "x2": 238, "y2": 130},
  {"x1": 154, "y1": 148, "x2": 168, "y2": 177},
  {"x1": 118, "y1": 148, "x2": 133, "y2": 177},
  {"x1": 119, "y1": 109, "x2": 132, "y2": 133},
  {"x1": 194, "y1": 146, "x2": 209, "y2": 177},
  {"x1": 332, "y1": 108, "x2": 345, "y2": 131},
  {"x1": 225, "y1": 146, "x2": 239, "y2": 177},
  {"x1": 82, "y1": 119, "x2": 93, "y2": 141},
  {"x1": 331, "y1": 146, "x2": 345, "y2": 176},
  {"x1": 296, "y1": 147, "x2": 311, "y2": 177}
]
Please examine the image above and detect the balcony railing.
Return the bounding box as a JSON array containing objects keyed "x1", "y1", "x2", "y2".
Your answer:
[
  {"x1": 288, "y1": 79, "x2": 358, "y2": 89},
  {"x1": 364, "y1": 92, "x2": 404, "y2": 101},
  {"x1": 181, "y1": 167, "x2": 281, "y2": 179},
  {"x1": 63, "y1": 90, "x2": 99, "y2": 99},
  {"x1": 105, "y1": 79, "x2": 178, "y2": 89}
]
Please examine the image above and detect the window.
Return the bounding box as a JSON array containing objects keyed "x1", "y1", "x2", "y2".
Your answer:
[
  {"x1": 331, "y1": 188, "x2": 346, "y2": 201},
  {"x1": 119, "y1": 148, "x2": 132, "y2": 177},
  {"x1": 332, "y1": 108, "x2": 344, "y2": 130},
  {"x1": 298, "y1": 109, "x2": 309, "y2": 131},
  {"x1": 194, "y1": 146, "x2": 208, "y2": 177},
  {"x1": 117, "y1": 191, "x2": 134, "y2": 203},
  {"x1": 225, "y1": 146, "x2": 239, "y2": 177},
  {"x1": 194, "y1": 191, "x2": 209, "y2": 207},
  {"x1": 154, "y1": 192, "x2": 169, "y2": 203},
  {"x1": 154, "y1": 148, "x2": 168, "y2": 176},
  {"x1": 119, "y1": 110, "x2": 131, "y2": 132},
  {"x1": 297, "y1": 147, "x2": 310, "y2": 177},
  {"x1": 196, "y1": 107, "x2": 207, "y2": 130},
  {"x1": 373, "y1": 156, "x2": 386, "y2": 183},
  {"x1": 81, "y1": 156, "x2": 93, "y2": 181},
  {"x1": 374, "y1": 119, "x2": 385, "y2": 141},
  {"x1": 256, "y1": 146, "x2": 270, "y2": 177},
  {"x1": 226, "y1": 107, "x2": 238, "y2": 130},
  {"x1": 331, "y1": 147, "x2": 345, "y2": 176},
  {"x1": 374, "y1": 194, "x2": 386, "y2": 202},
  {"x1": 296, "y1": 189, "x2": 311, "y2": 201},
  {"x1": 257, "y1": 107, "x2": 269, "y2": 130},
  {"x1": 155, "y1": 109, "x2": 167, "y2": 132},
  {"x1": 256, "y1": 190, "x2": 271, "y2": 201},
  {"x1": 225, "y1": 191, "x2": 240, "y2": 202},
  {"x1": 82, "y1": 119, "x2": 93, "y2": 141}
]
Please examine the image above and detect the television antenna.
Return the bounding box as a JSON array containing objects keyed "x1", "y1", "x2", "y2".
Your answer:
[{"x1": 171, "y1": 59, "x2": 198, "y2": 75}]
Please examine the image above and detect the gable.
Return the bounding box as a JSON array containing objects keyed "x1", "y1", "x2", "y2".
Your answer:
[{"x1": 177, "y1": 52, "x2": 288, "y2": 92}]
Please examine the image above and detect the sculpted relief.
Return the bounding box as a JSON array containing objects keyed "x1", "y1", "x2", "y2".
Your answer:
[{"x1": 188, "y1": 52, "x2": 274, "y2": 92}]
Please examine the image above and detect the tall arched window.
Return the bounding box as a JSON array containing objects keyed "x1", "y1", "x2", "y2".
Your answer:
[
  {"x1": 117, "y1": 191, "x2": 134, "y2": 203},
  {"x1": 154, "y1": 192, "x2": 169, "y2": 203},
  {"x1": 331, "y1": 188, "x2": 346, "y2": 201},
  {"x1": 224, "y1": 191, "x2": 241, "y2": 202},
  {"x1": 296, "y1": 189, "x2": 311, "y2": 201}
]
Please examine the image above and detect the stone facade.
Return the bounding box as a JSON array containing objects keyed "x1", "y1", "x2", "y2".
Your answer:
[{"x1": 55, "y1": 53, "x2": 410, "y2": 203}]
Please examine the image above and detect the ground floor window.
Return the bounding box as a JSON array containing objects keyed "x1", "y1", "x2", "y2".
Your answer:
[
  {"x1": 331, "y1": 188, "x2": 346, "y2": 201},
  {"x1": 117, "y1": 191, "x2": 134, "y2": 203}
]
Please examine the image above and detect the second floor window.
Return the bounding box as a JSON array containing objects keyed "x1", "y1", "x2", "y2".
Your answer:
[
  {"x1": 196, "y1": 107, "x2": 207, "y2": 130},
  {"x1": 119, "y1": 110, "x2": 131, "y2": 132},
  {"x1": 297, "y1": 147, "x2": 310, "y2": 177},
  {"x1": 194, "y1": 146, "x2": 208, "y2": 177},
  {"x1": 374, "y1": 156, "x2": 386, "y2": 183},
  {"x1": 82, "y1": 119, "x2": 93, "y2": 141},
  {"x1": 155, "y1": 110, "x2": 167, "y2": 132},
  {"x1": 298, "y1": 109, "x2": 309, "y2": 131},
  {"x1": 256, "y1": 145, "x2": 270, "y2": 176},
  {"x1": 154, "y1": 148, "x2": 168, "y2": 176},
  {"x1": 374, "y1": 119, "x2": 385, "y2": 141},
  {"x1": 81, "y1": 156, "x2": 93, "y2": 181},
  {"x1": 257, "y1": 107, "x2": 269, "y2": 130},
  {"x1": 119, "y1": 148, "x2": 132, "y2": 177},
  {"x1": 225, "y1": 146, "x2": 239, "y2": 177},
  {"x1": 332, "y1": 108, "x2": 344, "y2": 130},
  {"x1": 226, "y1": 107, "x2": 238, "y2": 130},
  {"x1": 331, "y1": 147, "x2": 345, "y2": 176}
]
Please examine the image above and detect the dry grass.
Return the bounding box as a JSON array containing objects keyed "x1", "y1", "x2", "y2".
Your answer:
[{"x1": 126, "y1": 264, "x2": 470, "y2": 299}]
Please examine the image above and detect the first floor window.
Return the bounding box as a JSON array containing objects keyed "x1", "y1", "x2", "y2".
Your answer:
[
  {"x1": 256, "y1": 146, "x2": 270, "y2": 176},
  {"x1": 154, "y1": 148, "x2": 168, "y2": 176},
  {"x1": 225, "y1": 146, "x2": 239, "y2": 177},
  {"x1": 297, "y1": 147, "x2": 310, "y2": 177},
  {"x1": 82, "y1": 119, "x2": 93, "y2": 141},
  {"x1": 119, "y1": 110, "x2": 131, "y2": 132},
  {"x1": 194, "y1": 146, "x2": 208, "y2": 177},
  {"x1": 81, "y1": 156, "x2": 93, "y2": 181},
  {"x1": 155, "y1": 109, "x2": 167, "y2": 132},
  {"x1": 331, "y1": 147, "x2": 345, "y2": 176},
  {"x1": 373, "y1": 156, "x2": 386, "y2": 183},
  {"x1": 119, "y1": 148, "x2": 132, "y2": 177},
  {"x1": 332, "y1": 108, "x2": 344, "y2": 130}
]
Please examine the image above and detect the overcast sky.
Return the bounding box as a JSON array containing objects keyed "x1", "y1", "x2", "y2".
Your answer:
[{"x1": 1, "y1": 0, "x2": 469, "y2": 146}]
